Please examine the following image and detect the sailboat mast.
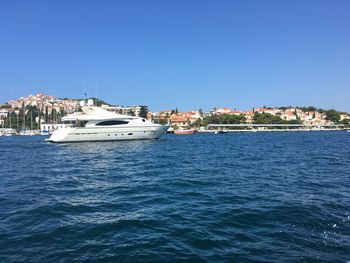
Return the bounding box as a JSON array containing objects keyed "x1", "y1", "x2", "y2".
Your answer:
[
  {"x1": 83, "y1": 79, "x2": 87, "y2": 103},
  {"x1": 30, "y1": 110, "x2": 33, "y2": 130}
]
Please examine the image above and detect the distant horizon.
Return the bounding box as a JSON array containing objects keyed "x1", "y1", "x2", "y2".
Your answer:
[
  {"x1": 1, "y1": 1, "x2": 349, "y2": 112},
  {"x1": 1, "y1": 91, "x2": 349, "y2": 114}
]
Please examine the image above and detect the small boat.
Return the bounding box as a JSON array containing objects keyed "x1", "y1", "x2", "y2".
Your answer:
[
  {"x1": 3, "y1": 129, "x2": 16, "y2": 136},
  {"x1": 40, "y1": 130, "x2": 50, "y2": 136},
  {"x1": 166, "y1": 126, "x2": 175, "y2": 134},
  {"x1": 214, "y1": 130, "x2": 228, "y2": 134},
  {"x1": 174, "y1": 129, "x2": 197, "y2": 134},
  {"x1": 19, "y1": 130, "x2": 36, "y2": 136}
]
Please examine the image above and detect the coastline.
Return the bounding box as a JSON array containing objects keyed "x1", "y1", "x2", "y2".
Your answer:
[{"x1": 198, "y1": 128, "x2": 349, "y2": 133}]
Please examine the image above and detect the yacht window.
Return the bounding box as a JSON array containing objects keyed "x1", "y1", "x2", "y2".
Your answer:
[
  {"x1": 142, "y1": 119, "x2": 146, "y2": 122},
  {"x1": 96, "y1": 120, "x2": 129, "y2": 126}
]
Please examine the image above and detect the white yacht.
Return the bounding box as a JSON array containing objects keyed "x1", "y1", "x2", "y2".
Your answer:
[
  {"x1": 1, "y1": 129, "x2": 16, "y2": 136},
  {"x1": 46, "y1": 105, "x2": 170, "y2": 143}
]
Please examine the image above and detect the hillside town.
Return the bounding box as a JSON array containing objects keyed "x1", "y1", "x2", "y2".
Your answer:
[{"x1": 0, "y1": 93, "x2": 349, "y2": 134}]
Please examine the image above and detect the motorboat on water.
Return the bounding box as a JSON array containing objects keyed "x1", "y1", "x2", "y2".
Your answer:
[
  {"x1": 214, "y1": 130, "x2": 228, "y2": 134},
  {"x1": 40, "y1": 130, "x2": 50, "y2": 136},
  {"x1": 46, "y1": 106, "x2": 170, "y2": 143},
  {"x1": 1, "y1": 129, "x2": 16, "y2": 136},
  {"x1": 19, "y1": 130, "x2": 36, "y2": 136},
  {"x1": 166, "y1": 126, "x2": 175, "y2": 134},
  {"x1": 174, "y1": 129, "x2": 198, "y2": 135}
]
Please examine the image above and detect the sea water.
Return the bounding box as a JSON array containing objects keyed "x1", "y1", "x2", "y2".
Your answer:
[{"x1": 0, "y1": 132, "x2": 349, "y2": 262}]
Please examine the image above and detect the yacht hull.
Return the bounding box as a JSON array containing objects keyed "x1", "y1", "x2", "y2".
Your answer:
[{"x1": 46, "y1": 125, "x2": 169, "y2": 143}]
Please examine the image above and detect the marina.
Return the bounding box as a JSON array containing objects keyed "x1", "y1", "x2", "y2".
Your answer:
[{"x1": 1, "y1": 125, "x2": 348, "y2": 137}]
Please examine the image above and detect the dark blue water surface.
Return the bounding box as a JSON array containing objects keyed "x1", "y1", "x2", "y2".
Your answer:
[{"x1": 0, "y1": 132, "x2": 349, "y2": 262}]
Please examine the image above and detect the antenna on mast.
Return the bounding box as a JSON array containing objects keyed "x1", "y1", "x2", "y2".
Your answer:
[
  {"x1": 83, "y1": 79, "x2": 87, "y2": 103},
  {"x1": 95, "y1": 76, "x2": 98, "y2": 105}
]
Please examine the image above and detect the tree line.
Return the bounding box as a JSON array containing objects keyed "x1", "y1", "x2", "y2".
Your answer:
[
  {"x1": 191, "y1": 113, "x2": 303, "y2": 127},
  {"x1": 191, "y1": 112, "x2": 349, "y2": 127},
  {"x1": 1, "y1": 104, "x2": 68, "y2": 130}
]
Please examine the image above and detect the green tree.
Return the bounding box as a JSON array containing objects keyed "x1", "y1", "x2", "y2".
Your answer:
[
  {"x1": 19, "y1": 101, "x2": 26, "y2": 130},
  {"x1": 90, "y1": 97, "x2": 112, "y2": 106},
  {"x1": 24, "y1": 105, "x2": 39, "y2": 129},
  {"x1": 52, "y1": 108, "x2": 57, "y2": 123},
  {"x1": 4, "y1": 111, "x2": 17, "y2": 129},
  {"x1": 202, "y1": 114, "x2": 246, "y2": 126},
  {"x1": 154, "y1": 119, "x2": 168, "y2": 125},
  {"x1": 0, "y1": 104, "x2": 10, "y2": 109},
  {"x1": 341, "y1": 119, "x2": 349, "y2": 126},
  {"x1": 253, "y1": 113, "x2": 280, "y2": 124},
  {"x1": 128, "y1": 109, "x2": 134, "y2": 116},
  {"x1": 139, "y1": 106, "x2": 148, "y2": 118},
  {"x1": 306, "y1": 106, "x2": 317, "y2": 112},
  {"x1": 324, "y1": 109, "x2": 340, "y2": 123},
  {"x1": 190, "y1": 118, "x2": 202, "y2": 127},
  {"x1": 199, "y1": 109, "x2": 203, "y2": 117},
  {"x1": 254, "y1": 113, "x2": 303, "y2": 125},
  {"x1": 45, "y1": 106, "x2": 49, "y2": 123}
]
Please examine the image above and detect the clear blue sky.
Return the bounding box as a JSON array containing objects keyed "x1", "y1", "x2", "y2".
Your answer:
[{"x1": 1, "y1": 0, "x2": 349, "y2": 112}]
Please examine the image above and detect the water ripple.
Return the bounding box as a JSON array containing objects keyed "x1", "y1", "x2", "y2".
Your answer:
[{"x1": 0, "y1": 132, "x2": 349, "y2": 262}]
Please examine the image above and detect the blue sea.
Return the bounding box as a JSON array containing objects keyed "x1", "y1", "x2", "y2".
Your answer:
[{"x1": 0, "y1": 132, "x2": 349, "y2": 262}]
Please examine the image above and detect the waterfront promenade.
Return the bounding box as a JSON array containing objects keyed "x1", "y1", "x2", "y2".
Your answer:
[{"x1": 202, "y1": 124, "x2": 347, "y2": 132}]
